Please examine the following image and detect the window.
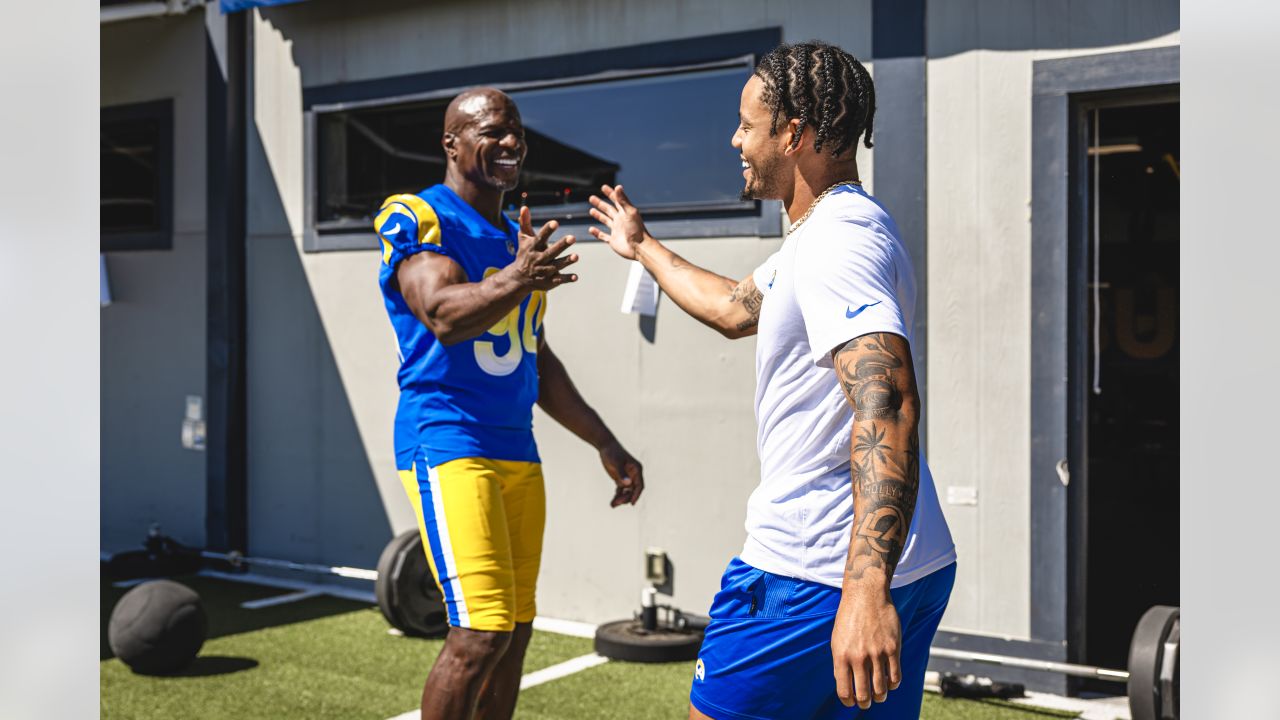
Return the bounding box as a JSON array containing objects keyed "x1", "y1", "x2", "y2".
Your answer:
[
  {"x1": 101, "y1": 99, "x2": 173, "y2": 251},
  {"x1": 308, "y1": 55, "x2": 781, "y2": 250}
]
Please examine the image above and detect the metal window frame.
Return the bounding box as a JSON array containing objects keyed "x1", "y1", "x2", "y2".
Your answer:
[
  {"x1": 303, "y1": 55, "x2": 782, "y2": 253},
  {"x1": 101, "y1": 98, "x2": 175, "y2": 252}
]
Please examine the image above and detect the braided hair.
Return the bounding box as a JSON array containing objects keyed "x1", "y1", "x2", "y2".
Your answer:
[{"x1": 754, "y1": 41, "x2": 875, "y2": 158}]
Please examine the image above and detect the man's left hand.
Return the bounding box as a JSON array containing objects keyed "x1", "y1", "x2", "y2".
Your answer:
[
  {"x1": 598, "y1": 439, "x2": 644, "y2": 507},
  {"x1": 831, "y1": 592, "x2": 902, "y2": 710}
]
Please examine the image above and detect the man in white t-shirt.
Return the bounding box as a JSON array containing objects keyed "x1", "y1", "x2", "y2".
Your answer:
[{"x1": 589, "y1": 41, "x2": 956, "y2": 719}]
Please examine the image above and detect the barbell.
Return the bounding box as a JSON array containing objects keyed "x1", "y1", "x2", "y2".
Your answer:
[
  {"x1": 931, "y1": 605, "x2": 1180, "y2": 720},
  {"x1": 106, "y1": 528, "x2": 447, "y2": 638}
]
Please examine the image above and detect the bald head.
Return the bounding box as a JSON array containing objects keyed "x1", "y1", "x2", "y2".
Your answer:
[
  {"x1": 442, "y1": 87, "x2": 527, "y2": 195},
  {"x1": 444, "y1": 87, "x2": 519, "y2": 134}
]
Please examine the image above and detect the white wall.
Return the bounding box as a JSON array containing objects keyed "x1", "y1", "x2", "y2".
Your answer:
[
  {"x1": 925, "y1": 0, "x2": 1179, "y2": 639},
  {"x1": 100, "y1": 12, "x2": 208, "y2": 552}
]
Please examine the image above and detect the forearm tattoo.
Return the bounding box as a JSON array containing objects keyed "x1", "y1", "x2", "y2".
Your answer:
[
  {"x1": 729, "y1": 276, "x2": 764, "y2": 332},
  {"x1": 833, "y1": 333, "x2": 920, "y2": 584}
]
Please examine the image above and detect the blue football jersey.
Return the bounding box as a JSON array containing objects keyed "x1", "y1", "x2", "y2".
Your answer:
[{"x1": 375, "y1": 184, "x2": 546, "y2": 469}]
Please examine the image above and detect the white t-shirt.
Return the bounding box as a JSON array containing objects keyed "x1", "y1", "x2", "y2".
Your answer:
[{"x1": 739, "y1": 185, "x2": 956, "y2": 589}]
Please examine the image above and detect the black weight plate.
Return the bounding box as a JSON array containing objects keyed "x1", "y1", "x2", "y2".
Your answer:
[
  {"x1": 594, "y1": 619, "x2": 703, "y2": 663},
  {"x1": 1163, "y1": 620, "x2": 1179, "y2": 720},
  {"x1": 375, "y1": 529, "x2": 448, "y2": 638},
  {"x1": 1128, "y1": 605, "x2": 1179, "y2": 720}
]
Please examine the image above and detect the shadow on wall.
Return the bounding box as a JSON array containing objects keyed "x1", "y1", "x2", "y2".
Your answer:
[
  {"x1": 244, "y1": 116, "x2": 393, "y2": 572},
  {"x1": 926, "y1": 0, "x2": 1179, "y2": 58},
  {"x1": 100, "y1": 236, "x2": 208, "y2": 551}
]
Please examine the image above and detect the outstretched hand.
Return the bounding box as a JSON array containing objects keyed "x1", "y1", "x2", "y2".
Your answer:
[
  {"x1": 512, "y1": 205, "x2": 579, "y2": 290},
  {"x1": 588, "y1": 184, "x2": 650, "y2": 260},
  {"x1": 598, "y1": 438, "x2": 644, "y2": 507}
]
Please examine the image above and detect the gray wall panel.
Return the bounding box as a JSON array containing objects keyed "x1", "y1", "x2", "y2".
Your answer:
[
  {"x1": 101, "y1": 13, "x2": 209, "y2": 552},
  {"x1": 870, "y1": 55, "x2": 928, "y2": 421},
  {"x1": 245, "y1": 232, "x2": 392, "y2": 571},
  {"x1": 926, "y1": 0, "x2": 1178, "y2": 639}
]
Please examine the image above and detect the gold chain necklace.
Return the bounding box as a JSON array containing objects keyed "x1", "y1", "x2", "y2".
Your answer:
[{"x1": 785, "y1": 179, "x2": 861, "y2": 236}]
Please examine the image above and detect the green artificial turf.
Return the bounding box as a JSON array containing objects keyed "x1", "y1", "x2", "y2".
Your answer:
[
  {"x1": 919, "y1": 695, "x2": 1079, "y2": 720},
  {"x1": 515, "y1": 657, "x2": 695, "y2": 719},
  {"x1": 101, "y1": 574, "x2": 1085, "y2": 720},
  {"x1": 514, "y1": 659, "x2": 1080, "y2": 720},
  {"x1": 101, "y1": 574, "x2": 591, "y2": 720}
]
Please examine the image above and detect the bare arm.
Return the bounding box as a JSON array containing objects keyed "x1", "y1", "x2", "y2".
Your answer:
[
  {"x1": 537, "y1": 332, "x2": 644, "y2": 507},
  {"x1": 829, "y1": 332, "x2": 921, "y2": 710},
  {"x1": 395, "y1": 206, "x2": 578, "y2": 345},
  {"x1": 588, "y1": 184, "x2": 762, "y2": 338}
]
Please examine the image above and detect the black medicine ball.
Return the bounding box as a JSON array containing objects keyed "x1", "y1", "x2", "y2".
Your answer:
[{"x1": 108, "y1": 580, "x2": 207, "y2": 675}]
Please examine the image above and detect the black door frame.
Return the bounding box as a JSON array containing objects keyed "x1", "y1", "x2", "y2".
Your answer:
[
  {"x1": 1067, "y1": 87, "x2": 1180, "y2": 671},
  {"x1": 1029, "y1": 44, "x2": 1178, "y2": 694}
]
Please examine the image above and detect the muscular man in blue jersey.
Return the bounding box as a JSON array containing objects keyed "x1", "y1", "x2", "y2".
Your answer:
[{"x1": 375, "y1": 88, "x2": 643, "y2": 720}]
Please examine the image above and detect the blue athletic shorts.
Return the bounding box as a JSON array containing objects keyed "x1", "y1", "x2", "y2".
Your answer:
[{"x1": 689, "y1": 558, "x2": 956, "y2": 720}]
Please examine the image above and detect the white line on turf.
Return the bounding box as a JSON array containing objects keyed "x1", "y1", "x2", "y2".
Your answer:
[
  {"x1": 923, "y1": 672, "x2": 1131, "y2": 720},
  {"x1": 383, "y1": 653, "x2": 610, "y2": 720},
  {"x1": 1011, "y1": 691, "x2": 1131, "y2": 720},
  {"x1": 531, "y1": 616, "x2": 598, "y2": 639},
  {"x1": 519, "y1": 652, "x2": 609, "y2": 690},
  {"x1": 240, "y1": 590, "x2": 321, "y2": 610},
  {"x1": 198, "y1": 569, "x2": 378, "y2": 604}
]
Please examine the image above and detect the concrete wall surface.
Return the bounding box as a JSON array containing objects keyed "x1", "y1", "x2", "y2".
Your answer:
[
  {"x1": 100, "y1": 12, "x2": 208, "y2": 552},
  {"x1": 924, "y1": 0, "x2": 1179, "y2": 638}
]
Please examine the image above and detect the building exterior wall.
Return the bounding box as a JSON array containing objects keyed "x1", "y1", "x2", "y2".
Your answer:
[
  {"x1": 99, "y1": 0, "x2": 1180, "y2": 641},
  {"x1": 100, "y1": 12, "x2": 208, "y2": 552},
  {"x1": 924, "y1": 0, "x2": 1179, "y2": 639}
]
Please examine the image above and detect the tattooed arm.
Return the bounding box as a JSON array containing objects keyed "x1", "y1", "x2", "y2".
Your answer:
[
  {"x1": 829, "y1": 332, "x2": 921, "y2": 710},
  {"x1": 587, "y1": 184, "x2": 762, "y2": 338}
]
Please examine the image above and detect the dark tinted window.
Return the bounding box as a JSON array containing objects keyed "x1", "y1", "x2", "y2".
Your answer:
[
  {"x1": 102, "y1": 100, "x2": 172, "y2": 249},
  {"x1": 316, "y1": 63, "x2": 752, "y2": 226}
]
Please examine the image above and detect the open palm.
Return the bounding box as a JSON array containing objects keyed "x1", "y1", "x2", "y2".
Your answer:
[{"x1": 587, "y1": 184, "x2": 648, "y2": 260}]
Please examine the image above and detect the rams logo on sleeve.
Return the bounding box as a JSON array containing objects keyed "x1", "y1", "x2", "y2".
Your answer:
[{"x1": 375, "y1": 193, "x2": 443, "y2": 265}]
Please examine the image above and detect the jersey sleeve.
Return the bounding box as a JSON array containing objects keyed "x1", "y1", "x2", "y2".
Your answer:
[
  {"x1": 794, "y1": 220, "x2": 908, "y2": 368},
  {"x1": 374, "y1": 193, "x2": 449, "y2": 268}
]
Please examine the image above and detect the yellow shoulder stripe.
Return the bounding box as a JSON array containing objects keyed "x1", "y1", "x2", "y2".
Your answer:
[
  {"x1": 387, "y1": 193, "x2": 442, "y2": 247},
  {"x1": 376, "y1": 193, "x2": 443, "y2": 265}
]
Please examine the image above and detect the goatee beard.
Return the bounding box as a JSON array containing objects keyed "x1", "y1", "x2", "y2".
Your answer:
[{"x1": 740, "y1": 177, "x2": 769, "y2": 201}]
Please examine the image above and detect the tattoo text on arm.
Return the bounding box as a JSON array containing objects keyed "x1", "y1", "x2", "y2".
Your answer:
[
  {"x1": 728, "y1": 276, "x2": 764, "y2": 332},
  {"x1": 834, "y1": 333, "x2": 920, "y2": 584}
]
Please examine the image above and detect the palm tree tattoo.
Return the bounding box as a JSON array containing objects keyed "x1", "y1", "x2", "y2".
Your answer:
[{"x1": 833, "y1": 333, "x2": 921, "y2": 582}]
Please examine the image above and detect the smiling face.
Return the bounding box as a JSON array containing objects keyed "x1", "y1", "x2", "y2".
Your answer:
[
  {"x1": 443, "y1": 90, "x2": 527, "y2": 193},
  {"x1": 731, "y1": 74, "x2": 793, "y2": 202}
]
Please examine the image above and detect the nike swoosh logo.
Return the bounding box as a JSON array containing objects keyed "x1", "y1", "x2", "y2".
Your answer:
[
  {"x1": 383, "y1": 222, "x2": 401, "y2": 236},
  {"x1": 846, "y1": 301, "x2": 882, "y2": 319}
]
